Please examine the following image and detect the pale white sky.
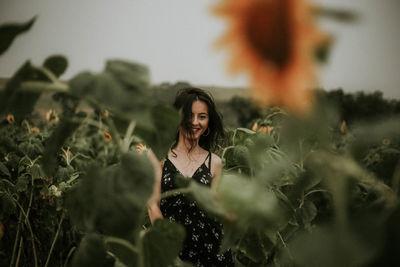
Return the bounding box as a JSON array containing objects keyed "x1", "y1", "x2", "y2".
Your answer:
[{"x1": 0, "y1": 0, "x2": 399, "y2": 99}]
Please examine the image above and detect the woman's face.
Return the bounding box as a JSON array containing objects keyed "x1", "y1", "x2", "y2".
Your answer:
[{"x1": 181, "y1": 100, "x2": 209, "y2": 141}]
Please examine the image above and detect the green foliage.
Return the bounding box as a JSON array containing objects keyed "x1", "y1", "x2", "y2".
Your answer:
[{"x1": 1, "y1": 18, "x2": 399, "y2": 267}]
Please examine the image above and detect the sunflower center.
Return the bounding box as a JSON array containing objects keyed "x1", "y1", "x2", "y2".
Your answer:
[{"x1": 245, "y1": 0, "x2": 292, "y2": 69}]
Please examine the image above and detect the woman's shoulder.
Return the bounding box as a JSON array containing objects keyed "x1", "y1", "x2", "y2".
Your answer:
[
  {"x1": 210, "y1": 152, "x2": 222, "y2": 164},
  {"x1": 210, "y1": 152, "x2": 222, "y2": 172}
]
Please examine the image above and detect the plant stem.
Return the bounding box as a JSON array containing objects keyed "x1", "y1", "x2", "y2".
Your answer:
[
  {"x1": 19, "y1": 81, "x2": 69, "y2": 93},
  {"x1": 63, "y1": 247, "x2": 76, "y2": 267},
  {"x1": 44, "y1": 212, "x2": 65, "y2": 267},
  {"x1": 122, "y1": 120, "x2": 136, "y2": 153},
  {"x1": 9, "y1": 211, "x2": 22, "y2": 267},
  {"x1": 277, "y1": 231, "x2": 294, "y2": 261},
  {"x1": 15, "y1": 237, "x2": 23, "y2": 267},
  {"x1": 298, "y1": 139, "x2": 304, "y2": 170},
  {"x1": 221, "y1": 146, "x2": 234, "y2": 161},
  {"x1": 5, "y1": 193, "x2": 38, "y2": 267}
]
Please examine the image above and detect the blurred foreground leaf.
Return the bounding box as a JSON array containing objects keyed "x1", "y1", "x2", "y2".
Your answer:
[
  {"x1": 135, "y1": 104, "x2": 180, "y2": 160},
  {"x1": 0, "y1": 61, "x2": 42, "y2": 120},
  {"x1": 67, "y1": 152, "x2": 153, "y2": 237},
  {"x1": 71, "y1": 233, "x2": 114, "y2": 267},
  {"x1": 141, "y1": 219, "x2": 185, "y2": 267},
  {"x1": 0, "y1": 17, "x2": 36, "y2": 56}
]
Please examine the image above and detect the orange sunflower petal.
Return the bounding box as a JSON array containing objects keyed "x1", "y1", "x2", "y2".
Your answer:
[{"x1": 213, "y1": 0, "x2": 323, "y2": 113}]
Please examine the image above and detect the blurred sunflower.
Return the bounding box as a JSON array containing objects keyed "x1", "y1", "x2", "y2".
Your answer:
[
  {"x1": 213, "y1": 0, "x2": 326, "y2": 113},
  {"x1": 6, "y1": 114, "x2": 15, "y2": 124},
  {"x1": 30, "y1": 126, "x2": 40, "y2": 136},
  {"x1": 340, "y1": 120, "x2": 346, "y2": 133},
  {"x1": 104, "y1": 131, "x2": 112, "y2": 142},
  {"x1": 45, "y1": 109, "x2": 59, "y2": 123},
  {"x1": 103, "y1": 109, "x2": 109, "y2": 118},
  {"x1": 135, "y1": 143, "x2": 148, "y2": 154}
]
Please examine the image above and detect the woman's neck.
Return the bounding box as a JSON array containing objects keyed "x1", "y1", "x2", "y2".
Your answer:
[{"x1": 174, "y1": 132, "x2": 202, "y2": 155}]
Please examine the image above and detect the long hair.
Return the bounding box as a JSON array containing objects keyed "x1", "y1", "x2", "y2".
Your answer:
[{"x1": 171, "y1": 87, "x2": 224, "y2": 154}]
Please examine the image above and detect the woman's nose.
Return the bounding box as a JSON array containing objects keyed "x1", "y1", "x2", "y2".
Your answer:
[{"x1": 192, "y1": 116, "x2": 199, "y2": 125}]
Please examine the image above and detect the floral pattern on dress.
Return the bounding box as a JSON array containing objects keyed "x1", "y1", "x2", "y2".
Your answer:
[{"x1": 160, "y1": 152, "x2": 234, "y2": 267}]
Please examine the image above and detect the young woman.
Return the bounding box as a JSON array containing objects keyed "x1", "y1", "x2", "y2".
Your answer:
[{"x1": 147, "y1": 87, "x2": 234, "y2": 266}]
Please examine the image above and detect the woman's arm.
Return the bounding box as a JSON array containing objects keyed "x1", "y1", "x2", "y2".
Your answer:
[
  {"x1": 210, "y1": 153, "x2": 223, "y2": 188},
  {"x1": 146, "y1": 149, "x2": 164, "y2": 224}
]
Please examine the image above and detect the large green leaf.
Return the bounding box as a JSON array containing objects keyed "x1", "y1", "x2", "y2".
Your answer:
[
  {"x1": 141, "y1": 219, "x2": 185, "y2": 267},
  {"x1": 105, "y1": 60, "x2": 150, "y2": 91},
  {"x1": 135, "y1": 104, "x2": 180, "y2": 160},
  {"x1": 238, "y1": 228, "x2": 269, "y2": 264},
  {"x1": 280, "y1": 225, "x2": 379, "y2": 267},
  {"x1": 0, "y1": 17, "x2": 36, "y2": 56},
  {"x1": 0, "y1": 162, "x2": 10, "y2": 177},
  {"x1": 189, "y1": 173, "x2": 283, "y2": 229},
  {"x1": 217, "y1": 174, "x2": 282, "y2": 228},
  {"x1": 69, "y1": 60, "x2": 154, "y2": 124},
  {"x1": 67, "y1": 152, "x2": 153, "y2": 237},
  {"x1": 0, "y1": 61, "x2": 42, "y2": 120}
]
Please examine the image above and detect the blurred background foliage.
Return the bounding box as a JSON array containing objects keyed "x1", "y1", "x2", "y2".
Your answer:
[{"x1": 0, "y1": 8, "x2": 399, "y2": 267}]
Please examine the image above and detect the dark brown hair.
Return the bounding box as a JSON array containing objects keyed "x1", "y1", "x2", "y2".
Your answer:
[{"x1": 171, "y1": 87, "x2": 224, "y2": 154}]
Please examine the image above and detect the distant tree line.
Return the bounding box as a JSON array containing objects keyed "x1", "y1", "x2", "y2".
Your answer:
[
  {"x1": 326, "y1": 89, "x2": 400, "y2": 123},
  {"x1": 228, "y1": 89, "x2": 400, "y2": 127},
  {"x1": 151, "y1": 82, "x2": 400, "y2": 128}
]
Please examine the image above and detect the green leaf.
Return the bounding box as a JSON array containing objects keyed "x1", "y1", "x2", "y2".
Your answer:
[
  {"x1": 190, "y1": 174, "x2": 283, "y2": 229},
  {"x1": 299, "y1": 200, "x2": 317, "y2": 226},
  {"x1": 238, "y1": 229, "x2": 268, "y2": 263},
  {"x1": 67, "y1": 152, "x2": 153, "y2": 237},
  {"x1": 0, "y1": 193, "x2": 17, "y2": 216},
  {"x1": 0, "y1": 61, "x2": 42, "y2": 120},
  {"x1": 28, "y1": 164, "x2": 45, "y2": 179},
  {"x1": 141, "y1": 219, "x2": 185, "y2": 267},
  {"x1": 71, "y1": 233, "x2": 114, "y2": 267},
  {"x1": 0, "y1": 17, "x2": 36, "y2": 56},
  {"x1": 135, "y1": 104, "x2": 180, "y2": 160},
  {"x1": 15, "y1": 174, "x2": 30, "y2": 192},
  {"x1": 0, "y1": 162, "x2": 10, "y2": 177},
  {"x1": 282, "y1": 226, "x2": 378, "y2": 267},
  {"x1": 43, "y1": 55, "x2": 68, "y2": 77},
  {"x1": 105, "y1": 60, "x2": 150, "y2": 91},
  {"x1": 69, "y1": 60, "x2": 153, "y2": 123},
  {"x1": 188, "y1": 181, "x2": 228, "y2": 218},
  {"x1": 217, "y1": 174, "x2": 282, "y2": 228}
]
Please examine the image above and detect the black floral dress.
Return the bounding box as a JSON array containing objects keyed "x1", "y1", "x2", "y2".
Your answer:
[{"x1": 160, "y1": 151, "x2": 234, "y2": 267}]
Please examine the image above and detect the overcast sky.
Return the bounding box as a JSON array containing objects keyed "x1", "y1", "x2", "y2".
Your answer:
[{"x1": 1, "y1": 0, "x2": 399, "y2": 99}]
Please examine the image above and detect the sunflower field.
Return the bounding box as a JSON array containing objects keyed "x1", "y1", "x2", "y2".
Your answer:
[{"x1": 1, "y1": 1, "x2": 400, "y2": 267}]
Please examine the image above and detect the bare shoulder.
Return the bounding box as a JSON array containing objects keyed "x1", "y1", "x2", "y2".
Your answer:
[
  {"x1": 210, "y1": 153, "x2": 222, "y2": 177},
  {"x1": 211, "y1": 153, "x2": 222, "y2": 166}
]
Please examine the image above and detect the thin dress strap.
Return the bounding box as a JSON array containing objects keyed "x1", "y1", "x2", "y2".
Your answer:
[{"x1": 205, "y1": 151, "x2": 211, "y2": 170}]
